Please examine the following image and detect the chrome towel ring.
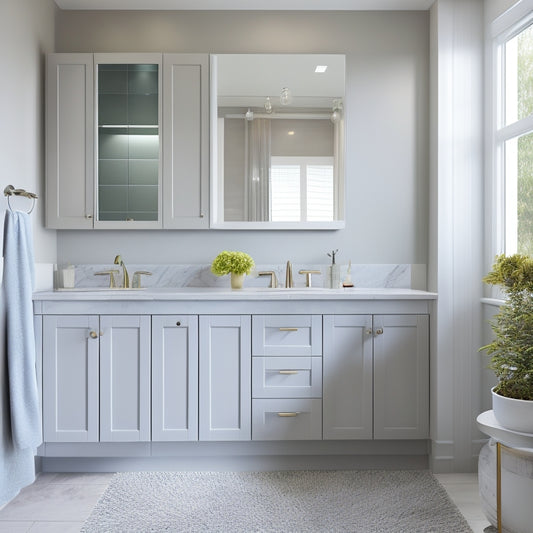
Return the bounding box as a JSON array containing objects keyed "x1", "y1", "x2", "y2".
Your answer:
[{"x1": 3, "y1": 185, "x2": 37, "y2": 214}]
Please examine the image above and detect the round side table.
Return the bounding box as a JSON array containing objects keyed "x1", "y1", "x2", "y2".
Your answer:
[{"x1": 477, "y1": 410, "x2": 533, "y2": 533}]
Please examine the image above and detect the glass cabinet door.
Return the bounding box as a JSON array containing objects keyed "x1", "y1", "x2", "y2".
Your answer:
[{"x1": 96, "y1": 55, "x2": 161, "y2": 226}]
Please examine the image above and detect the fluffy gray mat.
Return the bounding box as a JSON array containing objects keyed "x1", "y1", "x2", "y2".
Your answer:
[{"x1": 82, "y1": 470, "x2": 472, "y2": 532}]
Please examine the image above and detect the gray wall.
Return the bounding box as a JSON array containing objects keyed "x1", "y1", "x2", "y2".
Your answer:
[
  {"x1": 1, "y1": 0, "x2": 57, "y2": 262},
  {"x1": 0, "y1": 0, "x2": 56, "y2": 500},
  {"x1": 56, "y1": 10, "x2": 429, "y2": 267}
]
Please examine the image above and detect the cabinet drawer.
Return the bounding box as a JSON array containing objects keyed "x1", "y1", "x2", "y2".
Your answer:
[
  {"x1": 252, "y1": 399, "x2": 322, "y2": 440},
  {"x1": 252, "y1": 357, "x2": 322, "y2": 398},
  {"x1": 252, "y1": 315, "x2": 322, "y2": 356}
]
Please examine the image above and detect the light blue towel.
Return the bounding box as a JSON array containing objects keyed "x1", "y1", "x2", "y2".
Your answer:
[{"x1": 2, "y1": 209, "x2": 42, "y2": 449}]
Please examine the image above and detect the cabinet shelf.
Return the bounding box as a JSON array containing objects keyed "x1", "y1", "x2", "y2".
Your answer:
[{"x1": 99, "y1": 125, "x2": 158, "y2": 129}]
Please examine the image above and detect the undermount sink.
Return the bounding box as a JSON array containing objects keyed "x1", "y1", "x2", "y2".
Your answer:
[
  {"x1": 56, "y1": 287, "x2": 146, "y2": 291},
  {"x1": 243, "y1": 287, "x2": 330, "y2": 291}
]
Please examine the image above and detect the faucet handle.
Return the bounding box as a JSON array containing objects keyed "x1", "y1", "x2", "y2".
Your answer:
[
  {"x1": 132, "y1": 271, "x2": 152, "y2": 289},
  {"x1": 258, "y1": 271, "x2": 278, "y2": 288},
  {"x1": 299, "y1": 269, "x2": 321, "y2": 288},
  {"x1": 95, "y1": 269, "x2": 120, "y2": 288}
]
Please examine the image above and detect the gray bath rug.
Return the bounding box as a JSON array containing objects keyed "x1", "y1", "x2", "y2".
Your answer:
[{"x1": 81, "y1": 470, "x2": 472, "y2": 532}]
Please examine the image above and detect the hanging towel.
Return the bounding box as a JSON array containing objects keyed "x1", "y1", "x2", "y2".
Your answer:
[{"x1": 2, "y1": 209, "x2": 41, "y2": 449}]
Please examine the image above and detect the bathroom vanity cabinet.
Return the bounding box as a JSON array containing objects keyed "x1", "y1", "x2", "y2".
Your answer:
[
  {"x1": 322, "y1": 314, "x2": 429, "y2": 440},
  {"x1": 42, "y1": 315, "x2": 151, "y2": 442},
  {"x1": 34, "y1": 289, "x2": 435, "y2": 468},
  {"x1": 46, "y1": 53, "x2": 209, "y2": 229}
]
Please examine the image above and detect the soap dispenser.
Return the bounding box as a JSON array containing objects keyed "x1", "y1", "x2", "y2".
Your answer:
[{"x1": 327, "y1": 249, "x2": 340, "y2": 289}]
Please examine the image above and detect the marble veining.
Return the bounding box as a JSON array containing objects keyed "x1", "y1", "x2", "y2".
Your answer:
[{"x1": 58, "y1": 263, "x2": 412, "y2": 290}]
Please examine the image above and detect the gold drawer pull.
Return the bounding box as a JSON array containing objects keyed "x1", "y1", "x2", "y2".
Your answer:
[
  {"x1": 279, "y1": 370, "x2": 299, "y2": 375},
  {"x1": 279, "y1": 327, "x2": 298, "y2": 332},
  {"x1": 277, "y1": 412, "x2": 300, "y2": 417}
]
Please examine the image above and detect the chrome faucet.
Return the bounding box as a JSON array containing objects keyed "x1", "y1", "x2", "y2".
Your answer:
[
  {"x1": 285, "y1": 261, "x2": 293, "y2": 288},
  {"x1": 114, "y1": 255, "x2": 130, "y2": 288}
]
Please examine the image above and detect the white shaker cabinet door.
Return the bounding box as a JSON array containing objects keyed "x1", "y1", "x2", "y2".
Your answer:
[
  {"x1": 163, "y1": 54, "x2": 209, "y2": 229},
  {"x1": 199, "y1": 315, "x2": 251, "y2": 440},
  {"x1": 42, "y1": 315, "x2": 99, "y2": 442},
  {"x1": 99, "y1": 315, "x2": 151, "y2": 442},
  {"x1": 46, "y1": 54, "x2": 94, "y2": 228},
  {"x1": 373, "y1": 314, "x2": 429, "y2": 439},
  {"x1": 152, "y1": 315, "x2": 198, "y2": 441},
  {"x1": 323, "y1": 315, "x2": 373, "y2": 439}
]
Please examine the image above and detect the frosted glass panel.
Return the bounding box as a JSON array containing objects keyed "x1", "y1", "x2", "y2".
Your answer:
[{"x1": 97, "y1": 63, "x2": 159, "y2": 222}]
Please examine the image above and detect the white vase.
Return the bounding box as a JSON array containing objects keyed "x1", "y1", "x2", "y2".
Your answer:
[
  {"x1": 230, "y1": 272, "x2": 244, "y2": 289},
  {"x1": 492, "y1": 387, "x2": 533, "y2": 433}
]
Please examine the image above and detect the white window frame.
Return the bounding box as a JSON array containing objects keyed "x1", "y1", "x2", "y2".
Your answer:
[{"x1": 488, "y1": 2, "x2": 533, "y2": 264}]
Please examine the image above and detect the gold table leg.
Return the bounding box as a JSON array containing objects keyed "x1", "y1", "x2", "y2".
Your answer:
[
  {"x1": 496, "y1": 441, "x2": 502, "y2": 533},
  {"x1": 495, "y1": 441, "x2": 533, "y2": 533}
]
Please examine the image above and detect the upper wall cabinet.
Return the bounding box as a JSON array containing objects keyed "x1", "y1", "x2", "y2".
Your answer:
[{"x1": 46, "y1": 53, "x2": 209, "y2": 230}]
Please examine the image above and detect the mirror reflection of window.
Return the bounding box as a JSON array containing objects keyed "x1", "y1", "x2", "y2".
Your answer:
[{"x1": 270, "y1": 157, "x2": 334, "y2": 222}]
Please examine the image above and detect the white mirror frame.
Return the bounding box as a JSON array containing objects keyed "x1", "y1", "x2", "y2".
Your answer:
[{"x1": 209, "y1": 54, "x2": 345, "y2": 230}]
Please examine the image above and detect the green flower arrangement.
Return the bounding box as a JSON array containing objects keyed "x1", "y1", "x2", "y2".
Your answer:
[
  {"x1": 211, "y1": 251, "x2": 255, "y2": 276},
  {"x1": 482, "y1": 254, "x2": 533, "y2": 400}
]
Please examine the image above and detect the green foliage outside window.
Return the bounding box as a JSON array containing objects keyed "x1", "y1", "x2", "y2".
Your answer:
[{"x1": 516, "y1": 25, "x2": 533, "y2": 254}]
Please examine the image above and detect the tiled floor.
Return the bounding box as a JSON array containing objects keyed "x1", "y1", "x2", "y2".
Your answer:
[
  {"x1": 0, "y1": 472, "x2": 491, "y2": 532},
  {"x1": 435, "y1": 473, "x2": 492, "y2": 533}
]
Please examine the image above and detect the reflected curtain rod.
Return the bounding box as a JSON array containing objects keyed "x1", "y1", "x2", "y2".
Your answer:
[{"x1": 223, "y1": 113, "x2": 331, "y2": 120}]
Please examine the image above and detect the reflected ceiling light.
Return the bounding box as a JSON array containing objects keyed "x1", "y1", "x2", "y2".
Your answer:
[
  {"x1": 280, "y1": 87, "x2": 292, "y2": 106},
  {"x1": 287, "y1": 130, "x2": 295, "y2": 136},
  {"x1": 330, "y1": 98, "x2": 343, "y2": 124},
  {"x1": 315, "y1": 65, "x2": 328, "y2": 73},
  {"x1": 245, "y1": 108, "x2": 254, "y2": 121},
  {"x1": 264, "y1": 97, "x2": 273, "y2": 114}
]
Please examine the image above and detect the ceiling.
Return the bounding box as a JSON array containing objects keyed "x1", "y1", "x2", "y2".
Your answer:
[{"x1": 54, "y1": 0, "x2": 435, "y2": 10}]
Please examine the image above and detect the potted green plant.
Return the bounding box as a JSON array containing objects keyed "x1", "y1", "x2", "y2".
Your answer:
[
  {"x1": 482, "y1": 253, "x2": 533, "y2": 432},
  {"x1": 211, "y1": 251, "x2": 255, "y2": 289}
]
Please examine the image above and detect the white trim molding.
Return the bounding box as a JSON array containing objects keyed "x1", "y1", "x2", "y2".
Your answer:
[{"x1": 429, "y1": 0, "x2": 484, "y2": 473}]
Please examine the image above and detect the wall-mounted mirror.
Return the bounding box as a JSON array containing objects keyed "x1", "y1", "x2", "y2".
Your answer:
[{"x1": 210, "y1": 54, "x2": 345, "y2": 230}]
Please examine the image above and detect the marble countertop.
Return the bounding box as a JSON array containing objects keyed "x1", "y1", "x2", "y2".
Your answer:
[{"x1": 34, "y1": 287, "x2": 437, "y2": 301}]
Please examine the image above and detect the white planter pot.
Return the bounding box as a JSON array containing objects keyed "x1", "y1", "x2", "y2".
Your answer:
[{"x1": 492, "y1": 387, "x2": 533, "y2": 433}]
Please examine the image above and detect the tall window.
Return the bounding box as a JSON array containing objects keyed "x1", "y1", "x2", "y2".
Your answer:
[
  {"x1": 497, "y1": 19, "x2": 533, "y2": 254},
  {"x1": 270, "y1": 156, "x2": 334, "y2": 222}
]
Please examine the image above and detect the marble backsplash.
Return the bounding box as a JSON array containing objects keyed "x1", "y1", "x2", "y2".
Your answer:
[{"x1": 55, "y1": 263, "x2": 416, "y2": 290}]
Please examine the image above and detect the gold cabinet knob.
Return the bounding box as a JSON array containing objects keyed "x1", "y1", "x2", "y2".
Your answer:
[
  {"x1": 366, "y1": 329, "x2": 373, "y2": 335},
  {"x1": 375, "y1": 328, "x2": 384, "y2": 335},
  {"x1": 89, "y1": 331, "x2": 98, "y2": 339}
]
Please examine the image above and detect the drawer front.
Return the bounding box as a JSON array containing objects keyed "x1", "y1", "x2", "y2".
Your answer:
[
  {"x1": 252, "y1": 357, "x2": 322, "y2": 398},
  {"x1": 252, "y1": 399, "x2": 322, "y2": 440},
  {"x1": 252, "y1": 315, "x2": 322, "y2": 356}
]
